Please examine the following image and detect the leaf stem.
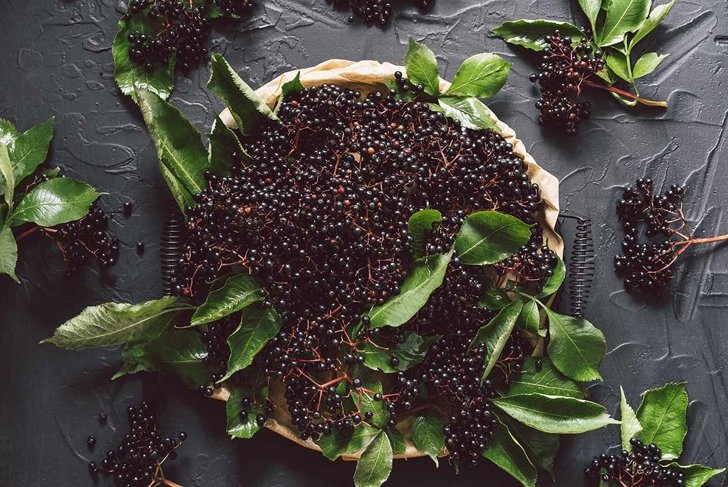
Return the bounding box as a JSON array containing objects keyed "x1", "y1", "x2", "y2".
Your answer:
[
  {"x1": 13, "y1": 225, "x2": 40, "y2": 242},
  {"x1": 581, "y1": 79, "x2": 667, "y2": 107}
]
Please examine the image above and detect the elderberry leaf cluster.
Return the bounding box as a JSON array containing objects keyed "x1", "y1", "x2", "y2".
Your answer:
[{"x1": 586, "y1": 383, "x2": 725, "y2": 487}]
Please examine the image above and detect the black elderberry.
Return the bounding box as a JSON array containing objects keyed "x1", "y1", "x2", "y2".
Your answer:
[
  {"x1": 122, "y1": 201, "x2": 133, "y2": 217},
  {"x1": 98, "y1": 413, "x2": 107, "y2": 424},
  {"x1": 87, "y1": 435, "x2": 96, "y2": 447}
]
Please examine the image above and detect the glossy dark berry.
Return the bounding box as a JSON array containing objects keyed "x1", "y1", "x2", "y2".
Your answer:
[
  {"x1": 98, "y1": 413, "x2": 107, "y2": 424},
  {"x1": 136, "y1": 241, "x2": 145, "y2": 255},
  {"x1": 123, "y1": 201, "x2": 133, "y2": 217},
  {"x1": 87, "y1": 435, "x2": 96, "y2": 447}
]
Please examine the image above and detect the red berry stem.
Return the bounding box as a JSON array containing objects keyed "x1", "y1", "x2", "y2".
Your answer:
[
  {"x1": 13, "y1": 225, "x2": 41, "y2": 242},
  {"x1": 581, "y1": 79, "x2": 668, "y2": 108}
]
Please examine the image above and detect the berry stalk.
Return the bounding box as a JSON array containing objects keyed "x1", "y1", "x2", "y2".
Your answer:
[{"x1": 581, "y1": 79, "x2": 667, "y2": 108}]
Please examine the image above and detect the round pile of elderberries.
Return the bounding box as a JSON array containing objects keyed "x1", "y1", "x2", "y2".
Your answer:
[
  {"x1": 52, "y1": 203, "x2": 119, "y2": 274},
  {"x1": 585, "y1": 437, "x2": 685, "y2": 486},
  {"x1": 529, "y1": 30, "x2": 605, "y2": 135},
  {"x1": 327, "y1": 0, "x2": 435, "y2": 27},
  {"x1": 171, "y1": 80, "x2": 550, "y2": 462},
  {"x1": 614, "y1": 178, "x2": 686, "y2": 294},
  {"x1": 88, "y1": 402, "x2": 186, "y2": 487}
]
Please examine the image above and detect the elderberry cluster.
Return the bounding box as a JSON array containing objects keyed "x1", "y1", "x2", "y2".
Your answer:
[
  {"x1": 124, "y1": 0, "x2": 253, "y2": 72},
  {"x1": 327, "y1": 0, "x2": 435, "y2": 27},
  {"x1": 495, "y1": 226, "x2": 558, "y2": 293},
  {"x1": 88, "y1": 402, "x2": 186, "y2": 487},
  {"x1": 51, "y1": 203, "x2": 119, "y2": 275},
  {"x1": 585, "y1": 437, "x2": 685, "y2": 486},
  {"x1": 530, "y1": 30, "x2": 605, "y2": 135},
  {"x1": 615, "y1": 178, "x2": 686, "y2": 294},
  {"x1": 172, "y1": 83, "x2": 549, "y2": 449}
]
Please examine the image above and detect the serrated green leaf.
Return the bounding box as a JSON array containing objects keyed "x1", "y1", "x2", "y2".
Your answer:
[
  {"x1": 507, "y1": 357, "x2": 585, "y2": 399},
  {"x1": 545, "y1": 308, "x2": 605, "y2": 382},
  {"x1": 275, "y1": 71, "x2": 305, "y2": 114},
  {"x1": 0, "y1": 144, "x2": 14, "y2": 208},
  {"x1": 0, "y1": 119, "x2": 17, "y2": 146},
  {"x1": 361, "y1": 331, "x2": 439, "y2": 373},
  {"x1": 664, "y1": 463, "x2": 726, "y2": 487},
  {"x1": 595, "y1": 65, "x2": 618, "y2": 85},
  {"x1": 5, "y1": 117, "x2": 54, "y2": 188},
  {"x1": 446, "y1": 53, "x2": 511, "y2": 98},
  {"x1": 11, "y1": 178, "x2": 100, "y2": 227},
  {"x1": 144, "y1": 330, "x2": 211, "y2": 388},
  {"x1": 579, "y1": 0, "x2": 603, "y2": 34},
  {"x1": 499, "y1": 413, "x2": 560, "y2": 480},
  {"x1": 633, "y1": 52, "x2": 667, "y2": 78},
  {"x1": 620, "y1": 386, "x2": 643, "y2": 450},
  {"x1": 630, "y1": 0, "x2": 675, "y2": 49},
  {"x1": 636, "y1": 382, "x2": 688, "y2": 460},
  {"x1": 208, "y1": 116, "x2": 244, "y2": 177},
  {"x1": 408, "y1": 208, "x2": 442, "y2": 259},
  {"x1": 404, "y1": 38, "x2": 440, "y2": 96},
  {"x1": 316, "y1": 423, "x2": 381, "y2": 461},
  {"x1": 411, "y1": 413, "x2": 445, "y2": 467},
  {"x1": 137, "y1": 89, "x2": 207, "y2": 212},
  {"x1": 208, "y1": 54, "x2": 277, "y2": 135},
  {"x1": 455, "y1": 211, "x2": 532, "y2": 265},
  {"x1": 598, "y1": 0, "x2": 652, "y2": 47},
  {"x1": 493, "y1": 393, "x2": 619, "y2": 434},
  {"x1": 516, "y1": 300, "x2": 541, "y2": 335},
  {"x1": 354, "y1": 433, "x2": 393, "y2": 487},
  {"x1": 190, "y1": 274, "x2": 263, "y2": 326},
  {"x1": 112, "y1": 343, "x2": 153, "y2": 380},
  {"x1": 478, "y1": 282, "x2": 513, "y2": 310},
  {"x1": 226, "y1": 381, "x2": 267, "y2": 439},
  {"x1": 112, "y1": 12, "x2": 175, "y2": 100},
  {"x1": 605, "y1": 50, "x2": 633, "y2": 82},
  {"x1": 470, "y1": 300, "x2": 523, "y2": 380},
  {"x1": 386, "y1": 427, "x2": 406, "y2": 455},
  {"x1": 366, "y1": 251, "x2": 452, "y2": 329},
  {"x1": 220, "y1": 306, "x2": 281, "y2": 382},
  {"x1": 537, "y1": 256, "x2": 565, "y2": 297},
  {"x1": 483, "y1": 420, "x2": 537, "y2": 487},
  {"x1": 0, "y1": 225, "x2": 19, "y2": 282},
  {"x1": 437, "y1": 96, "x2": 498, "y2": 131},
  {"x1": 492, "y1": 20, "x2": 586, "y2": 51},
  {"x1": 357, "y1": 379, "x2": 389, "y2": 429},
  {"x1": 40, "y1": 296, "x2": 181, "y2": 350}
]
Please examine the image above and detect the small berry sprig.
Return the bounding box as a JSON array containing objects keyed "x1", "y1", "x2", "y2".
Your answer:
[
  {"x1": 615, "y1": 178, "x2": 728, "y2": 294},
  {"x1": 326, "y1": 0, "x2": 435, "y2": 27}
]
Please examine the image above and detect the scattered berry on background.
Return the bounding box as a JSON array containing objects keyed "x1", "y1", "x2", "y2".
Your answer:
[
  {"x1": 326, "y1": 0, "x2": 435, "y2": 27},
  {"x1": 172, "y1": 82, "x2": 551, "y2": 467},
  {"x1": 123, "y1": 201, "x2": 133, "y2": 217},
  {"x1": 530, "y1": 30, "x2": 605, "y2": 136},
  {"x1": 88, "y1": 401, "x2": 186, "y2": 487},
  {"x1": 585, "y1": 437, "x2": 685, "y2": 486}
]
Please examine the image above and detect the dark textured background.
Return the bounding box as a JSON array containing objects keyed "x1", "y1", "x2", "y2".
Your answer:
[{"x1": 1, "y1": 0, "x2": 727, "y2": 485}]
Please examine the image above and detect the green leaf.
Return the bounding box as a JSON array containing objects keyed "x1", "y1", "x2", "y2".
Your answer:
[
  {"x1": 604, "y1": 50, "x2": 633, "y2": 83},
  {"x1": 507, "y1": 357, "x2": 585, "y2": 399},
  {"x1": 478, "y1": 282, "x2": 513, "y2": 310},
  {"x1": 411, "y1": 413, "x2": 445, "y2": 467},
  {"x1": 226, "y1": 381, "x2": 267, "y2": 439},
  {"x1": 470, "y1": 300, "x2": 523, "y2": 380},
  {"x1": 483, "y1": 420, "x2": 537, "y2": 487},
  {"x1": 454, "y1": 211, "x2": 532, "y2": 265},
  {"x1": 633, "y1": 52, "x2": 667, "y2": 78},
  {"x1": 144, "y1": 330, "x2": 211, "y2": 388},
  {"x1": 208, "y1": 116, "x2": 243, "y2": 177},
  {"x1": 619, "y1": 386, "x2": 642, "y2": 450},
  {"x1": 386, "y1": 427, "x2": 406, "y2": 455},
  {"x1": 190, "y1": 274, "x2": 263, "y2": 326},
  {"x1": 492, "y1": 20, "x2": 586, "y2": 51},
  {"x1": 275, "y1": 71, "x2": 305, "y2": 114},
  {"x1": 361, "y1": 331, "x2": 439, "y2": 373},
  {"x1": 40, "y1": 296, "x2": 181, "y2": 350},
  {"x1": 408, "y1": 208, "x2": 442, "y2": 259},
  {"x1": 112, "y1": 12, "x2": 175, "y2": 100},
  {"x1": 0, "y1": 225, "x2": 19, "y2": 282},
  {"x1": 354, "y1": 432, "x2": 393, "y2": 487},
  {"x1": 579, "y1": 0, "x2": 603, "y2": 34},
  {"x1": 208, "y1": 54, "x2": 278, "y2": 136},
  {"x1": 137, "y1": 89, "x2": 207, "y2": 212},
  {"x1": 220, "y1": 306, "x2": 282, "y2": 382},
  {"x1": 0, "y1": 119, "x2": 18, "y2": 146},
  {"x1": 493, "y1": 393, "x2": 618, "y2": 434},
  {"x1": 516, "y1": 300, "x2": 541, "y2": 335},
  {"x1": 537, "y1": 257, "x2": 565, "y2": 297},
  {"x1": 404, "y1": 38, "x2": 440, "y2": 96},
  {"x1": 6, "y1": 117, "x2": 54, "y2": 187},
  {"x1": 630, "y1": 0, "x2": 675, "y2": 49},
  {"x1": 636, "y1": 382, "x2": 688, "y2": 460},
  {"x1": 437, "y1": 96, "x2": 498, "y2": 131},
  {"x1": 664, "y1": 463, "x2": 726, "y2": 487},
  {"x1": 112, "y1": 343, "x2": 153, "y2": 380},
  {"x1": 598, "y1": 0, "x2": 652, "y2": 47},
  {"x1": 316, "y1": 423, "x2": 381, "y2": 460},
  {"x1": 595, "y1": 65, "x2": 618, "y2": 85},
  {"x1": 366, "y1": 251, "x2": 452, "y2": 329},
  {"x1": 499, "y1": 413, "x2": 560, "y2": 480},
  {"x1": 0, "y1": 144, "x2": 14, "y2": 208},
  {"x1": 357, "y1": 378, "x2": 389, "y2": 429},
  {"x1": 446, "y1": 53, "x2": 511, "y2": 98},
  {"x1": 545, "y1": 308, "x2": 605, "y2": 382},
  {"x1": 11, "y1": 178, "x2": 100, "y2": 227}
]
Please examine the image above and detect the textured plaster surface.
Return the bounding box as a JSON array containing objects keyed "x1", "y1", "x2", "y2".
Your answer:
[{"x1": 1, "y1": 0, "x2": 727, "y2": 485}]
